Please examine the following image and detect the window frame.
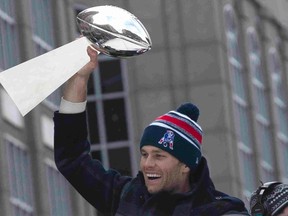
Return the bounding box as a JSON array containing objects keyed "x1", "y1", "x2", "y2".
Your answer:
[
  {"x1": 86, "y1": 54, "x2": 138, "y2": 176},
  {"x1": 45, "y1": 158, "x2": 73, "y2": 216},
  {"x1": 4, "y1": 134, "x2": 35, "y2": 216},
  {"x1": 268, "y1": 47, "x2": 288, "y2": 180},
  {"x1": 223, "y1": 3, "x2": 257, "y2": 198}
]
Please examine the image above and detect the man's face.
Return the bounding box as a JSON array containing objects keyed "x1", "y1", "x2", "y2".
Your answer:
[
  {"x1": 276, "y1": 206, "x2": 288, "y2": 216},
  {"x1": 140, "y1": 145, "x2": 190, "y2": 194}
]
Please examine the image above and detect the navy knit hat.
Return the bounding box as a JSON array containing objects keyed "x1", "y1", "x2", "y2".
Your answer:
[{"x1": 140, "y1": 102, "x2": 203, "y2": 172}]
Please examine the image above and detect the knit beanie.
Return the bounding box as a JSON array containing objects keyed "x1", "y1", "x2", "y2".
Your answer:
[
  {"x1": 139, "y1": 102, "x2": 203, "y2": 172},
  {"x1": 250, "y1": 182, "x2": 288, "y2": 215}
]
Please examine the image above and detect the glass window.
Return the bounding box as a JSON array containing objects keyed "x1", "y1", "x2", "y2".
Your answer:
[
  {"x1": 91, "y1": 151, "x2": 102, "y2": 162},
  {"x1": 5, "y1": 136, "x2": 34, "y2": 216},
  {"x1": 269, "y1": 48, "x2": 286, "y2": 102},
  {"x1": 0, "y1": 0, "x2": 14, "y2": 16},
  {"x1": 239, "y1": 149, "x2": 257, "y2": 192},
  {"x1": 247, "y1": 28, "x2": 269, "y2": 118},
  {"x1": 103, "y1": 98, "x2": 128, "y2": 142},
  {"x1": 280, "y1": 140, "x2": 288, "y2": 177},
  {"x1": 1, "y1": 89, "x2": 24, "y2": 127},
  {"x1": 268, "y1": 47, "x2": 288, "y2": 179},
  {"x1": 41, "y1": 115, "x2": 54, "y2": 148},
  {"x1": 231, "y1": 63, "x2": 246, "y2": 100},
  {"x1": 100, "y1": 60, "x2": 124, "y2": 93},
  {"x1": 46, "y1": 161, "x2": 72, "y2": 216},
  {"x1": 269, "y1": 48, "x2": 288, "y2": 135},
  {"x1": 256, "y1": 122, "x2": 273, "y2": 164},
  {"x1": 30, "y1": 0, "x2": 54, "y2": 48},
  {"x1": 254, "y1": 87, "x2": 269, "y2": 120},
  {"x1": 30, "y1": 0, "x2": 60, "y2": 107},
  {"x1": 86, "y1": 55, "x2": 135, "y2": 176},
  {"x1": 87, "y1": 101, "x2": 100, "y2": 144},
  {"x1": 247, "y1": 27, "x2": 275, "y2": 181},
  {"x1": 108, "y1": 147, "x2": 131, "y2": 176},
  {"x1": 247, "y1": 28, "x2": 263, "y2": 82},
  {"x1": 224, "y1": 5, "x2": 246, "y2": 101},
  {"x1": 224, "y1": 4, "x2": 257, "y2": 193},
  {"x1": 0, "y1": 0, "x2": 19, "y2": 70},
  {"x1": 235, "y1": 102, "x2": 252, "y2": 149}
]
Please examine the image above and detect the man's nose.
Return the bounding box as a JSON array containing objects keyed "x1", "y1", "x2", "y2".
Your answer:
[{"x1": 145, "y1": 156, "x2": 155, "y2": 167}]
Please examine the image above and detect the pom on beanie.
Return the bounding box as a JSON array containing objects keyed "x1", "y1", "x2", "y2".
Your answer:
[
  {"x1": 139, "y1": 102, "x2": 203, "y2": 172},
  {"x1": 176, "y1": 102, "x2": 199, "y2": 122}
]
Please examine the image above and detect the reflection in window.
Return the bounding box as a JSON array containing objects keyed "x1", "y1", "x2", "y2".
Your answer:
[
  {"x1": 239, "y1": 149, "x2": 257, "y2": 192},
  {"x1": 86, "y1": 55, "x2": 134, "y2": 177},
  {"x1": 109, "y1": 147, "x2": 131, "y2": 176},
  {"x1": 224, "y1": 4, "x2": 256, "y2": 196},
  {"x1": 30, "y1": 0, "x2": 60, "y2": 107},
  {"x1": 247, "y1": 27, "x2": 275, "y2": 182},
  {"x1": 46, "y1": 161, "x2": 72, "y2": 216},
  {"x1": 87, "y1": 101, "x2": 100, "y2": 144},
  {"x1": 100, "y1": 60, "x2": 124, "y2": 93},
  {"x1": 1, "y1": 89, "x2": 24, "y2": 127},
  {"x1": 104, "y1": 98, "x2": 128, "y2": 142},
  {"x1": 280, "y1": 140, "x2": 288, "y2": 177},
  {"x1": 5, "y1": 136, "x2": 34, "y2": 216},
  {"x1": 268, "y1": 47, "x2": 288, "y2": 179},
  {"x1": 91, "y1": 151, "x2": 102, "y2": 162},
  {"x1": 235, "y1": 103, "x2": 252, "y2": 149},
  {"x1": 0, "y1": 0, "x2": 19, "y2": 70},
  {"x1": 30, "y1": 0, "x2": 54, "y2": 48}
]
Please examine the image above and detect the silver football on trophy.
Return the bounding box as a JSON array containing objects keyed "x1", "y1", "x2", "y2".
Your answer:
[{"x1": 76, "y1": 5, "x2": 152, "y2": 58}]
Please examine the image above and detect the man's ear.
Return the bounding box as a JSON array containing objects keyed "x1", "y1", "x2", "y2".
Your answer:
[{"x1": 181, "y1": 164, "x2": 190, "y2": 174}]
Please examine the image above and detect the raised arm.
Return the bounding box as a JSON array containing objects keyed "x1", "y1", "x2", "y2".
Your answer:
[{"x1": 54, "y1": 46, "x2": 131, "y2": 214}]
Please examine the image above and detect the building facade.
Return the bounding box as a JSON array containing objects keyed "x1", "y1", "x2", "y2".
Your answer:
[{"x1": 0, "y1": 0, "x2": 288, "y2": 215}]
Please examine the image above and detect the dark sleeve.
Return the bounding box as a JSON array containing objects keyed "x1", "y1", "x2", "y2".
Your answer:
[{"x1": 53, "y1": 111, "x2": 131, "y2": 214}]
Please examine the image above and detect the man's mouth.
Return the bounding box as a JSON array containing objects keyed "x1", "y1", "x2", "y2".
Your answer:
[{"x1": 146, "y1": 173, "x2": 161, "y2": 180}]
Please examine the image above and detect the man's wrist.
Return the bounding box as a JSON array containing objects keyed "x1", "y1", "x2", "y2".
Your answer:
[{"x1": 59, "y1": 97, "x2": 87, "y2": 114}]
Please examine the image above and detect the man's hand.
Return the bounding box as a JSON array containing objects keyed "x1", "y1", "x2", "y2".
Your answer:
[
  {"x1": 63, "y1": 46, "x2": 99, "y2": 103},
  {"x1": 76, "y1": 46, "x2": 99, "y2": 78}
]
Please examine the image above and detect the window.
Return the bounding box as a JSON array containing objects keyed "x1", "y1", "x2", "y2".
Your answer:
[
  {"x1": 223, "y1": 4, "x2": 257, "y2": 196},
  {"x1": 1, "y1": 89, "x2": 24, "y2": 127},
  {"x1": 45, "y1": 159, "x2": 72, "y2": 216},
  {"x1": 86, "y1": 55, "x2": 136, "y2": 177},
  {"x1": 239, "y1": 147, "x2": 257, "y2": 192},
  {"x1": 30, "y1": 0, "x2": 55, "y2": 53},
  {"x1": 30, "y1": 0, "x2": 61, "y2": 107},
  {"x1": 0, "y1": 0, "x2": 19, "y2": 70},
  {"x1": 268, "y1": 47, "x2": 288, "y2": 179},
  {"x1": 280, "y1": 139, "x2": 288, "y2": 177},
  {"x1": 5, "y1": 135, "x2": 34, "y2": 216},
  {"x1": 247, "y1": 27, "x2": 275, "y2": 182},
  {"x1": 224, "y1": 6, "x2": 245, "y2": 101},
  {"x1": 41, "y1": 115, "x2": 54, "y2": 148}
]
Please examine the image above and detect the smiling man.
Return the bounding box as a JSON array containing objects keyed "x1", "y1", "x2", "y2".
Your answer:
[
  {"x1": 140, "y1": 146, "x2": 191, "y2": 194},
  {"x1": 54, "y1": 46, "x2": 249, "y2": 216},
  {"x1": 138, "y1": 104, "x2": 203, "y2": 196}
]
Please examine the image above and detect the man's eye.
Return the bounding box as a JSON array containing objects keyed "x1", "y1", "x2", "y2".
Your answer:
[{"x1": 156, "y1": 154, "x2": 164, "y2": 158}]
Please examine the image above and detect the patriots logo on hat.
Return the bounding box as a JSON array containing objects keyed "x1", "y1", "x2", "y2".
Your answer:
[{"x1": 158, "y1": 130, "x2": 175, "y2": 150}]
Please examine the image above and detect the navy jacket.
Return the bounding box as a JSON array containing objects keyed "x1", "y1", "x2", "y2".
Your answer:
[{"x1": 54, "y1": 111, "x2": 249, "y2": 216}]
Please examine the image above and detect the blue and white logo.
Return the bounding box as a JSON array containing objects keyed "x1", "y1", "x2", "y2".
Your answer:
[{"x1": 158, "y1": 130, "x2": 175, "y2": 150}]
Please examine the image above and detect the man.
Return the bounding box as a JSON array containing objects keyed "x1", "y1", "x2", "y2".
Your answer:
[
  {"x1": 250, "y1": 181, "x2": 288, "y2": 216},
  {"x1": 54, "y1": 46, "x2": 249, "y2": 215}
]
